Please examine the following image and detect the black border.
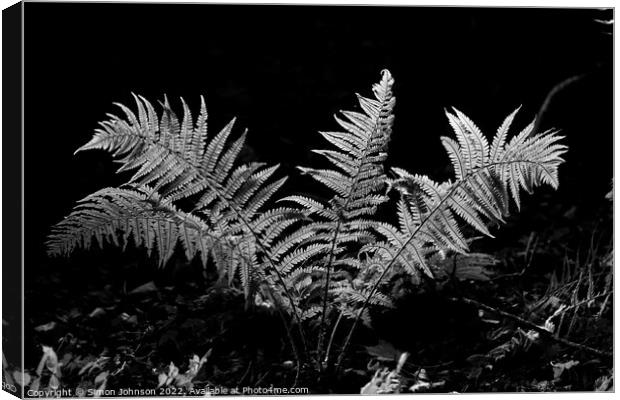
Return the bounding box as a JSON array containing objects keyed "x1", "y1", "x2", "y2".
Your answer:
[{"x1": 3, "y1": 1, "x2": 23, "y2": 399}]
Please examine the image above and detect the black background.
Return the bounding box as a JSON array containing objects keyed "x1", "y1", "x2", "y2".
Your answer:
[{"x1": 23, "y1": 3, "x2": 612, "y2": 364}]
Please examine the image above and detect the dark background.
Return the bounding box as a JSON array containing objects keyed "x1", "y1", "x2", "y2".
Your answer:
[{"x1": 23, "y1": 3, "x2": 612, "y2": 367}]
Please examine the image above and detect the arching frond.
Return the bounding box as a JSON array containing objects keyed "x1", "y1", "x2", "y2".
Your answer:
[
  {"x1": 47, "y1": 186, "x2": 221, "y2": 266},
  {"x1": 380, "y1": 107, "x2": 566, "y2": 278},
  {"x1": 336, "y1": 107, "x2": 567, "y2": 369},
  {"x1": 48, "y1": 95, "x2": 303, "y2": 304}
]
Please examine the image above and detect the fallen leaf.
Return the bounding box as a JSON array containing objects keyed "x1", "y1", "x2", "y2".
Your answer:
[
  {"x1": 129, "y1": 281, "x2": 158, "y2": 295},
  {"x1": 157, "y1": 373, "x2": 167, "y2": 388},
  {"x1": 34, "y1": 322, "x2": 57, "y2": 332},
  {"x1": 594, "y1": 374, "x2": 613, "y2": 391},
  {"x1": 78, "y1": 361, "x2": 95, "y2": 376},
  {"x1": 88, "y1": 308, "x2": 106, "y2": 318},
  {"x1": 365, "y1": 340, "x2": 400, "y2": 362},
  {"x1": 551, "y1": 360, "x2": 579, "y2": 381},
  {"x1": 94, "y1": 371, "x2": 108, "y2": 385},
  {"x1": 360, "y1": 380, "x2": 379, "y2": 395},
  {"x1": 12, "y1": 371, "x2": 31, "y2": 387},
  {"x1": 410, "y1": 381, "x2": 431, "y2": 392},
  {"x1": 29, "y1": 377, "x2": 40, "y2": 392},
  {"x1": 41, "y1": 346, "x2": 59, "y2": 374},
  {"x1": 49, "y1": 375, "x2": 60, "y2": 390}
]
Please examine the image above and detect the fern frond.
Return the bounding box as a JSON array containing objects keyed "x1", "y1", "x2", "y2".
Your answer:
[
  {"x1": 282, "y1": 70, "x2": 397, "y2": 355},
  {"x1": 74, "y1": 95, "x2": 288, "y2": 239},
  {"x1": 50, "y1": 95, "x2": 310, "y2": 312},
  {"x1": 383, "y1": 107, "x2": 566, "y2": 278},
  {"x1": 46, "y1": 186, "x2": 222, "y2": 267},
  {"x1": 49, "y1": 94, "x2": 321, "y2": 358}
]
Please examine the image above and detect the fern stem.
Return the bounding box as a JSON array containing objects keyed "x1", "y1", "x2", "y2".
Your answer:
[
  {"x1": 315, "y1": 220, "x2": 342, "y2": 367},
  {"x1": 315, "y1": 130, "x2": 384, "y2": 363},
  {"x1": 323, "y1": 309, "x2": 344, "y2": 368}
]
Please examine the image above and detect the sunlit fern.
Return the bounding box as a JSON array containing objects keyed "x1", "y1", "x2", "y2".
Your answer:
[
  {"x1": 335, "y1": 104, "x2": 567, "y2": 367},
  {"x1": 367, "y1": 107, "x2": 566, "y2": 279},
  {"x1": 277, "y1": 70, "x2": 395, "y2": 353},
  {"x1": 46, "y1": 95, "x2": 302, "y2": 305},
  {"x1": 46, "y1": 71, "x2": 567, "y2": 371}
]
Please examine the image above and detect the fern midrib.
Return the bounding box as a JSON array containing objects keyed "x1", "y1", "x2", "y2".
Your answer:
[{"x1": 335, "y1": 157, "x2": 554, "y2": 368}]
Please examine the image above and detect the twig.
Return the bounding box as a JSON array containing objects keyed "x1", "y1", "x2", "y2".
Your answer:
[
  {"x1": 449, "y1": 297, "x2": 612, "y2": 359},
  {"x1": 557, "y1": 291, "x2": 612, "y2": 315},
  {"x1": 598, "y1": 293, "x2": 611, "y2": 318},
  {"x1": 492, "y1": 233, "x2": 540, "y2": 282},
  {"x1": 566, "y1": 270, "x2": 584, "y2": 337},
  {"x1": 111, "y1": 361, "x2": 127, "y2": 376},
  {"x1": 254, "y1": 369, "x2": 271, "y2": 386},
  {"x1": 237, "y1": 360, "x2": 252, "y2": 386}
]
